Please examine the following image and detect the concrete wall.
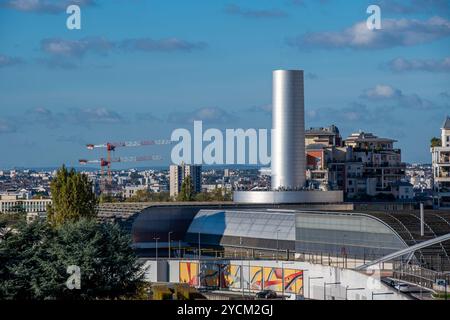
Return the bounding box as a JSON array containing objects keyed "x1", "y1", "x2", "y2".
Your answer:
[
  {"x1": 141, "y1": 260, "x2": 169, "y2": 283},
  {"x1": 142, "y1": 259, "x2": 410, "y2": 300},
  {"x1": 233, "y1": 190, "x2": 344, "y2": 204}
]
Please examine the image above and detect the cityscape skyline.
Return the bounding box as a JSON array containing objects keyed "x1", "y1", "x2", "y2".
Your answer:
[{"x1": 1, "y1": 0, "x2": 449, "y2": 168}]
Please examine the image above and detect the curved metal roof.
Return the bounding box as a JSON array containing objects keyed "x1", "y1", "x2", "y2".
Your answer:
[
  {"x1": 187, "y1": 209, "x2": 296, "y2": 241},
  {"x1": 98, "y1": 203, "x2": 450, "y2": 271}
]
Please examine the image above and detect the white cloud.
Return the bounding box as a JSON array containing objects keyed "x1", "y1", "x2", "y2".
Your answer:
[
  {"x1": 386, "y1": 57, "x2": 450, "y2": 73},
  {"x1": 361, "y1": 85, "x2": 440, "y2": 110},
  {"x1": 0, "y1": 54, "x2": 23, "y2": 67},
  {"x1": 168, "y1": 107, "x2": 236, "y2": 124},
  {"x1": 1, "y1": 0, "x2": 96, "y2": 14},
  {"x1": 288, "y1": 16, "x2": 450, "y2": 50},
  {"x1": 362, "y1": 85, "x2": 402, "y2": 100}
]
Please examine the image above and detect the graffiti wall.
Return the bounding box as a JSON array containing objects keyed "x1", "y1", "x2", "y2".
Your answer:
[
  {"x1": 178, "y1": 261, "x2": 303, "y2": 295},
  {"x1": 263, "y1": 267, "x2": 283, "y2": 292},
  {"x1": 250, "y1": 266, "x2": 263, "y2": 291},
  {"x1": 222, "y1": 264, "x2": 241, "y2": 289},
  {"x1": 199, "y1": 263, "x2": 220, "y2": 288},
  {"x1": 179, "y1": 262, "x2": 198, "y2": 286},
  {"x1": 284, "y1": 269, "x2": 303, "y2": 295}
]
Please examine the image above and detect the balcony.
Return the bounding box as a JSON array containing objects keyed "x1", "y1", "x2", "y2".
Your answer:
[
  {"x1": 352, "y1": 147, "x2": 401, "y2": 154},
  {"x1": 364, "y1": 162, "x2": 405, "y2": 168}
]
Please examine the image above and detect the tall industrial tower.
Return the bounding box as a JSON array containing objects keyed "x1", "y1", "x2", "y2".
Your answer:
[{"x1": 271, "y1": 70, "x2": 306, "y2": 190}]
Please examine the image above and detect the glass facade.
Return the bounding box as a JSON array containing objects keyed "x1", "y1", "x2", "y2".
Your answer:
[
  {"x1": 295, "y1": 212, "x2": 407, "y2": 258},
  {"x1": 186, "y1": 209, "x2": 296, "y2": 250}
]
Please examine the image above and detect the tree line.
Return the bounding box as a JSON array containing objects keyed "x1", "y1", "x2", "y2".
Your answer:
[{"x1": 0, "y1": 165, "x2": 146, "y2": 300}]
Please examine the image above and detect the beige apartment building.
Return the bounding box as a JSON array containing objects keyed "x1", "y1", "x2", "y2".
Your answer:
[
  {"x1": 0, "y1": 193, "x2": 52, "y2": 213},
  {"x1": 431, "y1": 116, "x2": 450, "y2": 208},
  {"x1": 305, "y1": 127, "x2": 408, "y2": 199}
]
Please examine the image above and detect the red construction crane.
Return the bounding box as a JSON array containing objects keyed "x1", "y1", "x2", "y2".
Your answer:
[
  {"x1": 85, "y1": 139, "x2": 172, "y2": 180},
  {"x1": 79, "y1": 155, "x2": 163, "y2": 193},
  {"x1": 79, "y1": 155, "x2": 162, "y2": 166},
  {"x1": 86, "y1": 139, "x2": 172, "y2": 151}
]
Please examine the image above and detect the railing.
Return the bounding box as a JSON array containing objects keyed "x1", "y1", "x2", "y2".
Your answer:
[{"x1": 392, "y1": 262, "x2": 450, "y2": 290}]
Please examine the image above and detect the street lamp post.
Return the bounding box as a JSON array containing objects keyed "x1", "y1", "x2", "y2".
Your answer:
[
  {"x1": 153, "y1": 236, "x2": 160, "y2": 260},
  {"x1": 276, "y1": 229, "x2": 280, "y2": 263},
  {"x1": 372, "y1": 292, "x2": 394, "y2": 300},
  {"x1": 345, "y1": 286, "x2": 365, "y2": 300},
  {"x1": 168, "y1": 231, "x2": 173, "y2": 259},
  {"x1": 324, "y1": 282, "x2": 341, "y2": 300},
  {"x1": 240, "y1": 237, "x2": 244, "y2": 299},
  {"x1": 198, "y1": 232, "x2": 201, "y2": 261},
  {"x1": 308, "y1": 276, "x2": 323, "y2": 300}
]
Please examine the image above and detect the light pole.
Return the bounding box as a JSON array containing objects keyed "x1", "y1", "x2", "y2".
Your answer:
[
  {"x1": 240, "y1": 237, "x2": 244, "y2": 299},
  {"x1": 324, "y1": 282, "x2": 341, "y2": 300},
  {"x1": 276, "y1": 229, "x2": 280, "y2": 263},
  {"x1": 308, "y1": 276, "x2": 323, "y2": 300},
  {"x1": 345, "y1": 286, "x2": 365, "y2": 300},
  {"x1": 372, "y1": 292, "x2": 394, "y2": 300},
  {"x1": 198, "y1": 232, "x2": 201, "y2": 261},
  {"x1": 153, "y1": 236, "x2": 160, "y2": 260},
  {"x1": 168, "y1": 231, "x2": 173, "y2": 259}
]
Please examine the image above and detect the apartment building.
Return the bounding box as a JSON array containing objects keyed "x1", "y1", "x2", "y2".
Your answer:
[
  {"x1": 0, "y1": 193, "x2": 52, "y2": 213},
  {"x1": 169, "y1": 163, "x2": 202, "y2": 198},
  {"x1": 305, "y1": 126, "x2": 407, "y2": 200},
  {"x1": 431, "y1": 116, "x2": 450, "y2": 208}
]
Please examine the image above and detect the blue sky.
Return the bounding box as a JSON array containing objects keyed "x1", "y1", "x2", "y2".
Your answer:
[{"x1": 0, "y1": 0, "x2": 449, "y2": 168}]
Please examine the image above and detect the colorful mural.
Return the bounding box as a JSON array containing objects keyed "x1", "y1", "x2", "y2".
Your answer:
[
  {"x1": 263, "y1": 267, "x2": 283, "y2": 292},
  {"x1": 222, "y1": 264, "x2": 241, "y2": 289},
  {"x1": 179, "y1": 262, "x2": 198, "y2": 286},
  {"x1": 284, "y1": 269, "x2": 303, "y2": 295},
  {"x1": 178, "y1": 262, "x2": 303, "y2": 295},
  {"x1": 262, "y1": 267, "x2": 304, "y2": 294},
  {"x1": 250, "y1": 266, "x2": 263, "y2": 291},
  {"x1": 199, "y1": 263, "x2": 220, "y2": 288}
]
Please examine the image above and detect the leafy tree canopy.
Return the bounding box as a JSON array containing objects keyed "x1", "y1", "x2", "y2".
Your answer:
[
  {"x1": 177, "y1": 175, "x2": 195, "y2": 202},
  {"x1": 0, "y1": 219, "x2": 144, "y2": 300},
  {"x1": 47, "y1": 165, "x2": 98, "y2": 227},
  {"x1": 431, "y1": 137, "x2": 442, "y2": 148},
  {"x1": 126, "y1": 190, "x2": 171, "y2": 202}
]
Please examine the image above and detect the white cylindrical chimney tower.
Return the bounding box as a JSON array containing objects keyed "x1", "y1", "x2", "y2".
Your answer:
[{"x1": 271, "y1": 70, "x2": 306, "y2": 190}]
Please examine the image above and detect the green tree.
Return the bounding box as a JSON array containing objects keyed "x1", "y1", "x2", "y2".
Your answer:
[
  {"x1": 431, "y1": 137, "x2": 442, "y2": 148},
  {"x1": 0, "y1": 219, "x2": 144, "y2": 300},
  {"x1": 47, "y1": 165, "x2": 98, "y2": 227},
  {"x1": 0, "y1": 221, "x2": 54, "y2": 299},
  {"x1": 0, "y1": 213, "x2": 26, "y2": 240},
  {"x1": 177, "y1": 176, "x2": 195, "y2": 201},
  {"x1": 194, "y1": 192, "x2": 211, "y2": 202},
  {"x1": 126, "y1": 190, "x2": 171, "y2": 202},
  {"x1": 99, "y1": 193, "x2": 119, "y2": 204},
  {"x1": 194, "y1": 188, "x2": 232, "y2": 202}
]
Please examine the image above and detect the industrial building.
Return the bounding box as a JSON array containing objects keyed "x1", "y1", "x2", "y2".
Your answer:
[{"x1": 98, "y1": 202, "x2": 450, "y2": 278}]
